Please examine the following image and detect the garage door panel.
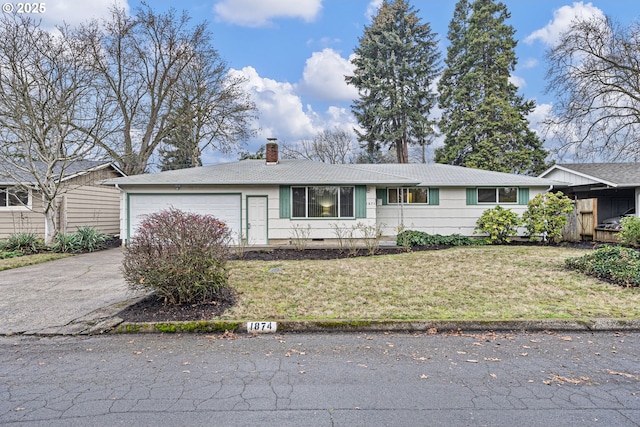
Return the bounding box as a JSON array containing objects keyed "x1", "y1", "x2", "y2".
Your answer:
[{"x1": 128, "y1": 194, "x2": 241, "y2": 242}]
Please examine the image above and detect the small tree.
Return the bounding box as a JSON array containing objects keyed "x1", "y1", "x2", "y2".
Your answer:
[
  {"x1": 522, "y1": 192, "x2": 574, "y2": 244},
  {"x1": 474, "y1": 206, "x2": 521, "y2": 244},
  {"x1": 122, "y1": 208, "x2": 233, "y2": 305}
]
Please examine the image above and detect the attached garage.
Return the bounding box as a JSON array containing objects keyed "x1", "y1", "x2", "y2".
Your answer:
[{"x1": 126, "y1": 193, "x2": 242, "y2": 242}]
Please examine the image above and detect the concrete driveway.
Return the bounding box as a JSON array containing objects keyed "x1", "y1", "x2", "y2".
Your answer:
[{"x1": 0, "y1": 248, "x2": 144, "y2": 336}]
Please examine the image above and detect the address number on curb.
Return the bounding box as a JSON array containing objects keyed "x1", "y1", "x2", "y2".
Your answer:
[{"x1": 247, "y1": 322, "x2": 277, "y2": 333}]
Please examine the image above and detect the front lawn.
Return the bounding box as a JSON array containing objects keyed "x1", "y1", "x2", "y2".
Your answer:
[
  {"x1": 223, "y1": 245, "x2": 640, "y2": 321},
  {"x1": 0, "y1": 252, "x2": 71, "y2": 271}
]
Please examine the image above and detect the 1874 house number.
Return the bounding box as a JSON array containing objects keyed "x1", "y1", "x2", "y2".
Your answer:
[{"x1": 247, "y1": 322, "x2": 277, "y2": 333}]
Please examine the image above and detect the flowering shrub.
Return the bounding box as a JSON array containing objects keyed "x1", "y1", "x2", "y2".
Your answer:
[{"x1": 122, "y1": 208, "x2": 234, "y2": 305}]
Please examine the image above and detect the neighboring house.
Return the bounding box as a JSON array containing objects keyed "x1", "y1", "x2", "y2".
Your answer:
[
  {"x1": 103, "y1": 146, "x2": 564, "y2": 246},
  {"x1": 0, "y1": 161, "x2": 126, "y2": 239},
  {"x1": 540, "y1": 163, "x2": 640, "y2": 228}
]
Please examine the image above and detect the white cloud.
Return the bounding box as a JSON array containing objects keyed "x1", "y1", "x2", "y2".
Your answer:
[
  {"x1": 230, "y1": 66, "x2": 320, "y2": 142},
  {"x1": 509, "y1": 74, "x2": 526, "y2": 89},
  {"x1": 298, "y1": 49, "x2": 359, "y2": 102},
  {"x1": 525, "y1": 1, "x2": 605, "y2": 47},
  {"x1": 40, "y1": 0, "x2": 130, "y2": 28},
  {"x1": 528, "y1": 103, "x2": 553, "y2": 137},
  {"x1": 213, "y1": 0, "x2": 322, "y2": 27},
  {"x1": 226, "y1": 66, "x2": 362, "y2": 157},
  {"x1": 366, "y1": 0, "x2": 383, "y2": 21},
  {"x1": 527, "y1": 103, "x2": 571, "y2": 161},
  {"x1": 521, "y1": 58, "x2": 538, "y2": 69}
]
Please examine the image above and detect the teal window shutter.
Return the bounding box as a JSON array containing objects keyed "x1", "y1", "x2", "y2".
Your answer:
[
  {"x1": 355, "y1": 185, "x2": 366, "y2": 218},
  {"x1": 518, "y1": 188, "x2": 529, "y2": 205},
  {"x1": 279, "y1": 185, "x2": 290, "y2": 218},
  {"x1": 376, "y1": 188, "x2": 387, "y2": 205},
  {"x1": 428, "y1": 188, "x2": 439, "y2": 205},
  {"x1": 466, "y1": 188, "x2": 477, "y2": 205}
]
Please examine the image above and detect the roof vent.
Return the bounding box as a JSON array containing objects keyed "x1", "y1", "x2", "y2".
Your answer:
[{"x1": 266, "y1": 138, "x2": 278, "y2": 165}]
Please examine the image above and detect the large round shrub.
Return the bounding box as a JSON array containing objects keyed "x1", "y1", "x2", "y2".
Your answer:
[
  {"x1": 122, "y1": 208, "x2": 233, "y2": 305},
  {"x1": 522, "y1": 191, "x2": 574, "y2": 244},
  {"x1": 474, "y1": 206, "x2": 521, "y2": 244}
]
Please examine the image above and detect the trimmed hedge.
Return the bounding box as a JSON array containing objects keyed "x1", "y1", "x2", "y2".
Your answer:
[{"x1": 565, "y1": 245, "x2": 640, "y2": 287}]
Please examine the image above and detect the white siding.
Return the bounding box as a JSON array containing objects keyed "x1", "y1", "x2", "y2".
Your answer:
[
  {"x1": 377, "y1": 187, "x2": 549, "y2": 237},
  {"x1": 117, "y1": 185, "x2": 549, "y2": 245},
  {"x1": 268, "y1": 186, "x2": 378, "y2": 242},
  {"x1": 542, "y1": 169, "x2": 600, "y2": 186}
]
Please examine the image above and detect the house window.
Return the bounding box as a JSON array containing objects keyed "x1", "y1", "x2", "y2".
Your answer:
[
  {"x1": 291, "y1": 186, "x2": 354, "y2": 218},
  {"x1": 387, "y1": 187, "x2": 428, "y2": 204},
  {"x1": 478, "y1": 187, "x2": 518, "y2": 204},
  {"x1": 0, "y1": 187, "x2": 29, "y2": 208}
]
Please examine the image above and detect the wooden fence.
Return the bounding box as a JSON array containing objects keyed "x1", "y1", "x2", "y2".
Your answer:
[{"x1": 562, "y1": 198, "x2": 620, "y2": 243}]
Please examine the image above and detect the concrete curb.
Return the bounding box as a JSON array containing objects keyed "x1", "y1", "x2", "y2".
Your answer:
[{"x1": 108, "y1": 318, "x2": 640, "y2": 335}]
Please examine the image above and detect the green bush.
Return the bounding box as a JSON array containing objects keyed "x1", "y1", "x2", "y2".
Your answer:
[
  {"x1": 565, "y1": 245, "x2": 640, "y2": 287},
  {"x1": 122, "y1": 207, "x2": 234, "y2": 305},
  {"x1": 74, "y1": 226, "x2": 108, "y2": 252},
  {"x1": 50, "y1": 227, "x2": 109, "y2": 253},
  {"x1": 523, "y1": 191, "x2": 574, "y2": 244},
  {"x1": 2, "y1": 232, "x2": 45, "y2": 254},
  {"x1": 474, "y1": 206, "x2": 521, "y2": 244},
  {"x1": 51, "y1": 232, "x2": 80, "y2": 253},
  {"x1": 0, "y1": 250, "x2": 24, "y2": 259},
  {"x1": 396, "y1": 230, "x2": 475, "y2": 247},
  {"x1": 620, "y1": 216, "x2": 640, "y2": 247}
]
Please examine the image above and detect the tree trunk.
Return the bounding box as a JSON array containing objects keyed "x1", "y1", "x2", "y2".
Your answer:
[{"x1": 42, "y1": 194, "x2": 60, "y2": 245}]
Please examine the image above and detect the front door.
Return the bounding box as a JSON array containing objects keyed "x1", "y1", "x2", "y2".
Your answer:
[{"x1": 247, "y1": 196, "x2": 268, "y2": 245}]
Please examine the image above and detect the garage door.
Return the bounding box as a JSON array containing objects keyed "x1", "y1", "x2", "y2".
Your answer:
[{"x1": 128, "y1": 193, "x2": 241, "y2": 242}]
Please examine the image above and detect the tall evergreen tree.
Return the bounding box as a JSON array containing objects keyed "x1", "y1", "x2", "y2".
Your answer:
[
  {"x1": 435, "y1": 0, "x2": 548, "y2": 175},
  {"x1": 346, "y1": 0, "x2": 440, "y2": 163}
]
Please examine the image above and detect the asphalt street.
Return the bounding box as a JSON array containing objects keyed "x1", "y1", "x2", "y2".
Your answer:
[{"x1": 1, "y1": 331, "x2": 639, "y2": 426}]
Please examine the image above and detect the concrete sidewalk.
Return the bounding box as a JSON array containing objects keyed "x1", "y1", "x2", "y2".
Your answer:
[{"x1": 0, "y1": 248, "x2": 144, "y2": 336}]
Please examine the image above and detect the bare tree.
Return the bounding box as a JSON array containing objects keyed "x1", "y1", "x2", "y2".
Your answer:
[
  {"x1": 159, "y1": 49, "x2": 257, "y2": 170},
  {"x1": 78, "y1": 4, "x2": 256, "y2": 175},
  {"x1": 545, "y1": 16, "x2": 640, "y2": 161},
  {"x1": 280, "y1": 128, "x2": 356, "y2": 164},
  {"x1": 0, "y1": 15, "x2": 108, "y2": 243}
]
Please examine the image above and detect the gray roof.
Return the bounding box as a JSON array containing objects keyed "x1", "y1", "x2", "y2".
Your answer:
[
  {"x1": 544, "y1": 163, "x2": 640, "y2": 187},
  {"x1": 103, "y1": 159, "x2": 562, "y2": 188},
  {"x1": 0, "y1": 160, "x2": 122, "y2": 185},
  {"x1": 349, "y1": 163, "x2": 560, "y2": 187}
]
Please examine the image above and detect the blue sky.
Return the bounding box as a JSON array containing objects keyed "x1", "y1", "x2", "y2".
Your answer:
[{"x1": 41, "y1": 0, "x2": 638, "y2": 164}]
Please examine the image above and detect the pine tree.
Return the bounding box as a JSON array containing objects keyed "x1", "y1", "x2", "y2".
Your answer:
[
  {"x1": 346, "y1": 0, "x2": 440, "y2": 163},
  {"x1": 435, "y1": 0, "x2": 548, "y2": 175},
  {"x1": 159, "y1": 102, "x2": 202, "y2": 171},
  {"x1": 158, "y1": 124, "x2": 202, "y2": 171}
]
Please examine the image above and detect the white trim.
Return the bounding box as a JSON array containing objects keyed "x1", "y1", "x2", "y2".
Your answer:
[{"x1": 539, "y1": 165, "x2": 618, "y2": 187}]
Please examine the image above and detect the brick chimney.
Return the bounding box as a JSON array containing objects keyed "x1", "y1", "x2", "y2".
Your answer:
[{"x1": 266, "y1": 138, "x2": 278, "y2": 164}]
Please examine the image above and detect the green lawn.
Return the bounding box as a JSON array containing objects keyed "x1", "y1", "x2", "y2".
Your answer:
[
  {"x1": 223, "y1": 245, "x2": 640, "y2": 321},
  {"x1": 0, "y1": 252, "x2": 71, "y2": 271}
]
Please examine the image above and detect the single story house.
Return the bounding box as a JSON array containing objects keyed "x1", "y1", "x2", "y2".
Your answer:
[
  {"x1": 103, "y1": 145, "x2": 565, "y2": 246},
  {"x1": 540, "y1": 163, "x2": 640, "y2": 227},
  {"x1": 0, "y1": 160, "x2": 125, "y2": 239}
]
